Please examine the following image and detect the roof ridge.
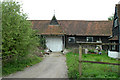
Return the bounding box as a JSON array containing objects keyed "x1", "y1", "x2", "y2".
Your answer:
[{"x1": 29, "y1": 20, "x2": 111, "y2": 22}]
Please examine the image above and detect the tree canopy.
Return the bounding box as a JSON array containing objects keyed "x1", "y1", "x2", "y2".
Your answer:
[
  {"x1": 2, "y1": 1, "x2": 39, "y2": 61},
  {"x1": 108, "y1": 14, "x2": 114, "y2": 21}
]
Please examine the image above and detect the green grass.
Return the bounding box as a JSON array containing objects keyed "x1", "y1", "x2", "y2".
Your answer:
[
  {"x1": 66, "y1": 52, "x2": 119, "y2": 78},
  {"x1": 40, "y1": 50, "x2": 44, "y2": 53},
  {"x1": 2, "y1": 54, "x2": 42, "y2": 76},
  {"x1": 82, "y1": 53, "x2": 118, "y2": 63}
]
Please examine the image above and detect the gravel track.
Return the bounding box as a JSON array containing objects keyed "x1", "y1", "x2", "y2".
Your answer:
[{"x1": 4, "y1": 53, "x2": 68, "y2": 78}]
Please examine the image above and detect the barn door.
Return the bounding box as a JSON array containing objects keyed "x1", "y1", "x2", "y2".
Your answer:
[{"x1": 46, "y1": 36, "x2": 63, "y2": 52}]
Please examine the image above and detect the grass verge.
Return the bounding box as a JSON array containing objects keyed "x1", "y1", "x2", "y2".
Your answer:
[
  {"x1": 66, "y1": 52, "x2": 119, "y2": 78},
  {"x1": 2, "y1": 54, "x2": 42, "y2": 76}
]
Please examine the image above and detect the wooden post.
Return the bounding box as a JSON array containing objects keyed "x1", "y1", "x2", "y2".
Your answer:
[{"x1": 79, "y1": 44, "x2": 82, "y2": 76}]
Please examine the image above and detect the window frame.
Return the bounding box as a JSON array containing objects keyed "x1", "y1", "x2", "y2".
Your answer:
[
  {"x1": 68, "y1": 37, "x2": 75, "y2": 43},
  {"x1": 111, "y1": 42, "x2": 116, "y2": 51},
  {"x1": 86, "y1": 37, "x2": 93, "y2": 42}
]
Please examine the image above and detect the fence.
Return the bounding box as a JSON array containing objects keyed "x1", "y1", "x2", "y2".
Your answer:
[{"x1": 77, "y1": 42, "x2": 120, "y2": 76}]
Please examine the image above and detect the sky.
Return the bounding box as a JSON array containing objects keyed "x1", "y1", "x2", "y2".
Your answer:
[{"x1": 17, "y1": 0, "x2": 120, "y2": 20}]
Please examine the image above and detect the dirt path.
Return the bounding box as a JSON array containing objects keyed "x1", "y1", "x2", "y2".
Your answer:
[{"x1": 4, "y1": 53, "x2": 68, "y2": 78}]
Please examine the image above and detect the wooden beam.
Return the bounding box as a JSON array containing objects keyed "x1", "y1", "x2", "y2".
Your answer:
[
  {"x1": 80, "y1": 60, "x2": 120, "y2": 65},
  {"x1": 76, "y1": 41, "x2": 120, "y2": 45},
  {"x1": 79, "y1": 45, "x2": 82, "y2": 76}
]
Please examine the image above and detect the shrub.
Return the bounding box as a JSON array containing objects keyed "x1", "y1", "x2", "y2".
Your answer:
[{"x1": 88, "y1": 49, "x2": 94, "y2": 53}]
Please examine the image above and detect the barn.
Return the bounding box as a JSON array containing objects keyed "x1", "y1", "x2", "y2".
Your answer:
[{"x1": 31, "y1": 15, "x2": 113, "y2": 52}]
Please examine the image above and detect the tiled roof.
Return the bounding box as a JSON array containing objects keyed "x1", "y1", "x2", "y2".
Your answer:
[
  {"x1": 30, "y1": 20, "x2": 112, "y2": 36},
  {"x1": 41, "y1": 25, "x2": 65, "y2": 35},
  {"x1": 59, "y1": 20, "x2": 112, "y2": 36}
]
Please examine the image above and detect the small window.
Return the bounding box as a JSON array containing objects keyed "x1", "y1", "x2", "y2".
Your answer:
[
  {"x1": 68, "y1": 37, "x2": 75, "y2": 43},
  {"x1": 86, "y1": 37, "x2": 93, "y2": 42}
]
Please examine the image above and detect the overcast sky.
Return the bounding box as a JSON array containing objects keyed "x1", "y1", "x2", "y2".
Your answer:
[{"x1": 17, "y1": 0, "x2": 120, "y2": 20}]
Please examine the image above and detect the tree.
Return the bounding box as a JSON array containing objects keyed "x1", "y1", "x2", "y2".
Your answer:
[
  {"x1": 2, "y1": 1, "x2": 39, "y2": 61},
  {"x1": 108, "y1": 14, "x2": 114, "y2": 21},
  {"x1": 0, "y1": 1, "x2": 2, "y2": 54}
]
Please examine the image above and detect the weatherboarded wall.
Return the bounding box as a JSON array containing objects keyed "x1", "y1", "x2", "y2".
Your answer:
[{"x1": 65, "y1": 35, "x2": 109, "y2": 50}]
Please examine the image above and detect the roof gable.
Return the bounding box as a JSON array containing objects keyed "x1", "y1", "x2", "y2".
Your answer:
[{"x1": 110, "y1": 4, "x2": 120, "y2": 40}]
